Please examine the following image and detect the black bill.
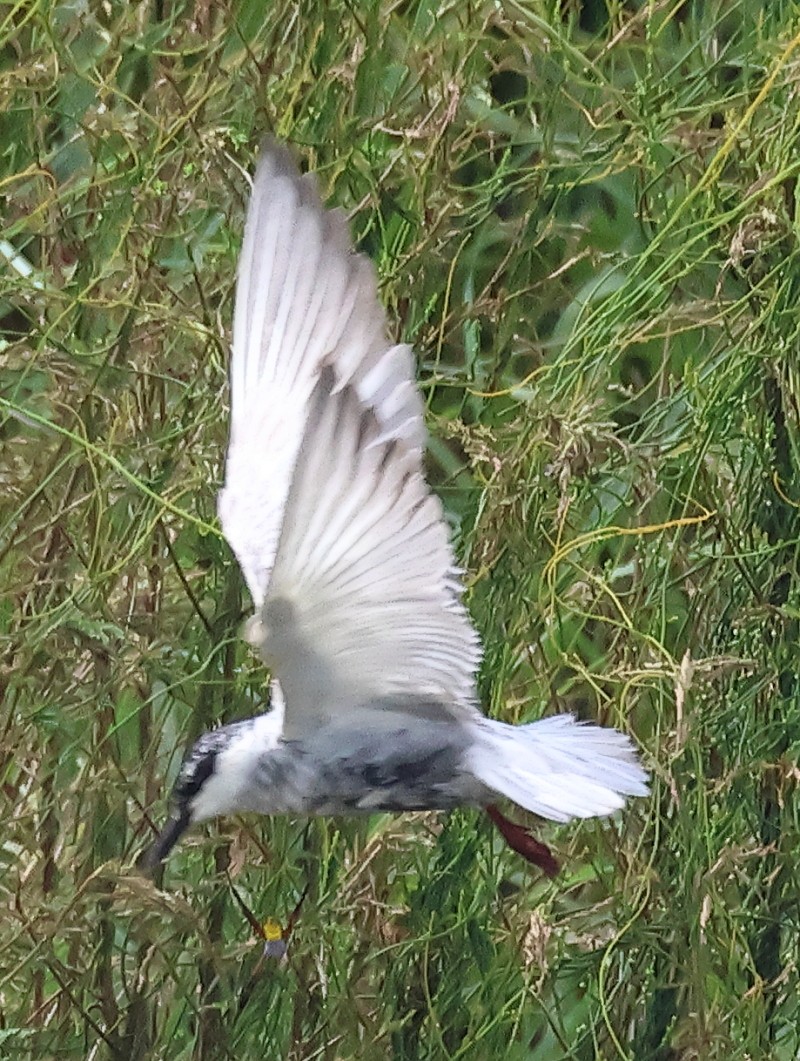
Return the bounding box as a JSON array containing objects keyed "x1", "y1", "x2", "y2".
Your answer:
[{"x1": 138, "y1": 810, "x2": 191, "y2": 872}]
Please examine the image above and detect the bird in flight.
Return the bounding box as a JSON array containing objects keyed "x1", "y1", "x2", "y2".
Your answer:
[{"x1": 145, "y1": 140, "x2": 647, "y2": 877}]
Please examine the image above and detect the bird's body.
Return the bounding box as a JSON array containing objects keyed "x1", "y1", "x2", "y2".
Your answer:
[
  {"x1": 188, "y1": 708, "x2": 475, "y2": 820},
  {"x1": 146, "y1": 139, "x2": 647, "y2": 873},
  {"x1": 181, "y1": 704, "x2": 644, "y2": 821}
]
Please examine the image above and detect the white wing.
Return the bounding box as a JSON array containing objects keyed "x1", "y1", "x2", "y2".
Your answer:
[
  {"x1": 258, "y1": 366, "x2": 482, "y2": 738},
  {"x1": 219, "y1": 140, "x2": 425, "y2": 607}
]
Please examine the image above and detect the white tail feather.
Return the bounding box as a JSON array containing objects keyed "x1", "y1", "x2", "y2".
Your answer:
[{"x1": 468, "y1": 715, "x2": 648, "y2": 823}]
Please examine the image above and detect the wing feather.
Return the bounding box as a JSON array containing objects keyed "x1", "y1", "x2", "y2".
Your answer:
[
  {"x1": 219, "y1": 140, "x2": 425, "y2": 607},
  {"x1": 259, "y1": 367, "x2": 482, "y2": 737}
]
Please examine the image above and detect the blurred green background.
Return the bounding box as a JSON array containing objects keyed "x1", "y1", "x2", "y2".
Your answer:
[{"x1": 2, "y1": 0, "x2": 800, "y2": 1057}]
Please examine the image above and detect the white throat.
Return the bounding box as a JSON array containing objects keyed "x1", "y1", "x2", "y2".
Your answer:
[{"x1": 191, "y1": 703, "x2": 284, "y2": 823}]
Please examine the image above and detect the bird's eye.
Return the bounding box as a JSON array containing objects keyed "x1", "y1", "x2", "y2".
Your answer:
[{"x1": 174, "y1": 750, "x2": 217, "y2": 803}]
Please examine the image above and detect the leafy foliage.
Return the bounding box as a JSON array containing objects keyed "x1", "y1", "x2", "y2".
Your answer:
[{"x1": 2, "y1": 0, "x2": 800, "y2": 1057}]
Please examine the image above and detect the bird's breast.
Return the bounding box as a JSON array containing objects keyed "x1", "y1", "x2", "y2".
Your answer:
[{"x1": 249, "y1": 720, "x2": 480, "y2": 815}]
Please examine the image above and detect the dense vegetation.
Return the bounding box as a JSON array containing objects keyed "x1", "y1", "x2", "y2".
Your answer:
[{"x1": 2, "y1": 1, "x2": 799, "y2": 1057}]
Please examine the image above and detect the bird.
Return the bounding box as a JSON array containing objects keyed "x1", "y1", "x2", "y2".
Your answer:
[{"x1": 143, "y1": 139, "x2": 648, "y2": 878}]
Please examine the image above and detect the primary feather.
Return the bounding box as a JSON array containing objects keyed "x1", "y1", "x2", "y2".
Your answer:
[
  {"x1": 260, "y1": 366, "x2": 481, "y2": 738},
  {"x1": 219, "y1": 140, "x2": 424, "y2": 608}
]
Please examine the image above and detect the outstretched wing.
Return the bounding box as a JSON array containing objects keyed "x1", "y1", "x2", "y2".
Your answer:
[
  {"x1": 219, "y1": 140, "x2": 424, "y2": 608},
  {"x1": 257, "y1": 367, "x2": 482, "y2": 739}
]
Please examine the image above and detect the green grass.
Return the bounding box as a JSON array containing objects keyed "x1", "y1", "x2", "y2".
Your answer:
[{"x1": 2, "y1": 0, "x2": 800, "y2": 1057}]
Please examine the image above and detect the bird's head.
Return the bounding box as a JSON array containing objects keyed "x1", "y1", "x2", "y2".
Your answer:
[{"x1": 141, "y1": 722, "x2": 254, "y2": 869}]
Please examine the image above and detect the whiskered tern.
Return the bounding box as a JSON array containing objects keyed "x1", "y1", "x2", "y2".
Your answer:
[{"x1": 145, "y1": 141, "x2": 647, "y2": 877}]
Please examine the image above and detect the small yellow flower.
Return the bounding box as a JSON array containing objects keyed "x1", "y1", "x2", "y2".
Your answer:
[{"x1": 261, "y1": 918, "x2": 287, "y2": 960}]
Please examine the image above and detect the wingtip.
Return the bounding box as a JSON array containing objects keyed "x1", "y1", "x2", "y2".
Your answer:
[
  {"x1": 255, "y1": 134, "x2": 298, "y2": 175},
  {"x1": 253, "y1": 135, "x2": 320, "y2": 206}
]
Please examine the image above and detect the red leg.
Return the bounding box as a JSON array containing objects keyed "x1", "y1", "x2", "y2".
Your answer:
[{"x1": 486, "y1": 805, "x2": 560, "y2": 878}]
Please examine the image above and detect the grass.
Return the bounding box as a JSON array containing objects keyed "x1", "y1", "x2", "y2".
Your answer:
[{"x1": 2, "y1": 0, "x2": 800, "y2": 1057}]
